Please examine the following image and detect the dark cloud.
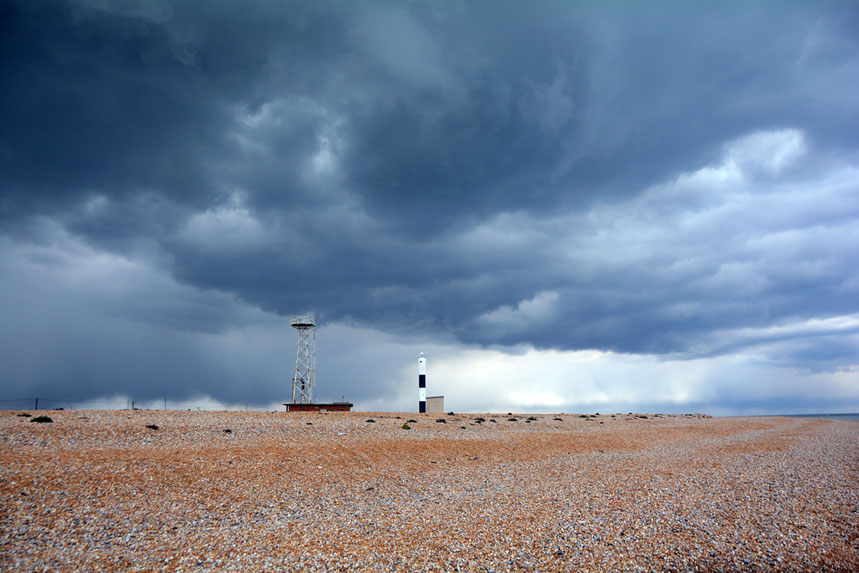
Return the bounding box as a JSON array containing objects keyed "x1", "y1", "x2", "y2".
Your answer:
[{"x1": 1, "y1": 1, "x2": 857, "y2": 408}]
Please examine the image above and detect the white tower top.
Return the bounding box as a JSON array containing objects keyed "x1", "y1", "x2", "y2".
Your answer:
[{"x1": 291, "y1": 314, "x2": 316, "y2": 328}]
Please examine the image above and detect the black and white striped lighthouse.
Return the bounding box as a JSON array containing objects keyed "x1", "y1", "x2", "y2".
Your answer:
[{"x1": 418, "y1": 352, "x2": 427, "y2": 413}]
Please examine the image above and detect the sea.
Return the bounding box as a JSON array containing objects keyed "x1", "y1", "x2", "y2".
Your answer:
[{"x1": 776, "y1": 413, "x2": 859, "y2": 421}]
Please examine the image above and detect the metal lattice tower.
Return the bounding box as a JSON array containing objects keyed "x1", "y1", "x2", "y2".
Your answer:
[{"x1": 290, "y1": 315, "x2": 316, "y2": 403}]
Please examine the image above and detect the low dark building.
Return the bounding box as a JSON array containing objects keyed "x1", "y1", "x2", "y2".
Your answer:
[{"x1": 283, "y1": 402, "x2": 353, "y2": 412}]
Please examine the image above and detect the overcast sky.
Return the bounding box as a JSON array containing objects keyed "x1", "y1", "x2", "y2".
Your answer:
[{"x1": 1, "y1": 1, "x2": 857, "y2": 414}]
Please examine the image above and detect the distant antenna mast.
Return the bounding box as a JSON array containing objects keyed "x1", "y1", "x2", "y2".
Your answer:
[{"x1": 290, "y1": 315, "x2": 316, "y2": 403}]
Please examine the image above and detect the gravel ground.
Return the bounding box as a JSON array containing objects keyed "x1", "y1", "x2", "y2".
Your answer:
[{"x1": 1, "y1": 410, "x2": 856, "y2": 572}]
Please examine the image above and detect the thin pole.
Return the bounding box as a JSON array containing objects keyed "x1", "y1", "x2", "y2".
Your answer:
[{"x1": 35, "y1": 397, "x2": 38, "y2": 410}]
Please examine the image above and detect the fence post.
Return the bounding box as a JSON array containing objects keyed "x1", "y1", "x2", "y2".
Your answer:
[{"x1": 35, "y1": 397, "x2": 38, "y2": 410}]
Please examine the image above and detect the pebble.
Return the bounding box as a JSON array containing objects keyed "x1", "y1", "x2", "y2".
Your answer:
[{"x1": 0, "y1": 411, "x2": 856, "y2": 571}]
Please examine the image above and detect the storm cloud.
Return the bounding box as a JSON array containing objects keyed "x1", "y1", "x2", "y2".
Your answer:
[{"x1": 1, "y1": 1, "x2": 857, "y2": 413}]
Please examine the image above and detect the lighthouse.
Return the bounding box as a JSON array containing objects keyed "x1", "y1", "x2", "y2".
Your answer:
[{"x1": 418, "y1": 352, "x2": 427, "y2": 413}]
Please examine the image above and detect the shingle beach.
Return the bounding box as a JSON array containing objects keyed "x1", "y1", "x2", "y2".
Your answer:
[{"x1": 1, "y1": 411, "x2": 856, "y2": 572}]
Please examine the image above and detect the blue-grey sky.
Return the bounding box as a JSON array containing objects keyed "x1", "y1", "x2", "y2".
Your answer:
[{"x1": 1, "y1": 0, "x2": 857, "y2": 414}]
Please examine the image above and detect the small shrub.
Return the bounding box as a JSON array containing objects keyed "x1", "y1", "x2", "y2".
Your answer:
[
  {"x1": 30, "y1": 415, "x2": 53, "y2": 423},
  {"x1": 402, "y1": 423, "x2": 411, "y2": 430},
  {"x1": 553, "y1": 417, "x2": 563, "y2": 421},
  {"x1": 460, "y1": 426, "x2": 466, "y2": 429},
  {"x1": 223, "y1": 428, "x2": 233, "y2": 433},
  {"x1": 579, "y1": 415, "x2": 588, "y2": 418},
  {"x1": 306, "y1": 422, "x2": 312, "y2": 426},
  {"x1": 508, "y1": 417, "x2": 517, "y2": 422},
  {"x1": 365, "y1": 419, "x2": 375, "y2": 423},
  {"x1": 17, "y1": 413, "x2": 31, "y2": 417},
  {"x1": 489, "y1": 419, "x2": 497, "y2": 423},
  {"x1": 407, "y1": 419, "x2": 417, "y2": 423},
  {"x1": 526, "y1": 416, "x2": 537, "y2": 421},
  {"x1": 436, "y1": 418, "x2": 447, "y2": 424},
  {"x1": 145, "y1": 424, "x2": 158, "y2": 430},
  {"x1": 447, "y1": 411, "x2": 455, "y2": 416}
]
